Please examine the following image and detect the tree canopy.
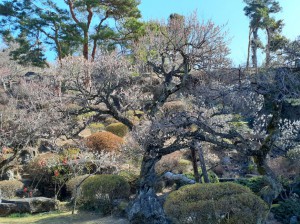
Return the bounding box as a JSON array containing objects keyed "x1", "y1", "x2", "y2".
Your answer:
[{"x1": 0, "y1": 0, "x2": 143, "y2": 63}]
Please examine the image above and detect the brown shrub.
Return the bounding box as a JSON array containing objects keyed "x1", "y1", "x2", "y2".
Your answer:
[
  {"x1": 162, "y1": 101, "x2": 186, "y2": 113},
  {"x1": 155, "y1": 151, "x2": 184, "y2": 175},
  {"x1": 0, "y1": 180, "x2": 24, "y2": 198},
  {"x1": 86, "y1": 131, "x2": 123, "y2": 153}
]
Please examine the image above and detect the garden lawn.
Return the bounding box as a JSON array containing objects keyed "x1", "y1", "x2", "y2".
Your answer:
[{"x1": 0, "y1": 211, "x2": 128, "y2": 224}]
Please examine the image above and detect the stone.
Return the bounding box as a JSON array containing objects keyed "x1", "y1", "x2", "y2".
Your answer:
[
  {"x1": 0, "y1": 203, "x2": 19, "y2": 216},
  {"x1": 78, "y1": 128, "x2": 92, "y2": 138},
  {"x1": 290, "y1": 216, "x2": 298, "y2": 224},
  {"x1": 1, "y1": 197, "x2": 56, "y2": 215}
]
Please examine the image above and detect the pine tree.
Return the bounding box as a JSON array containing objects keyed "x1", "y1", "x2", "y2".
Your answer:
[
  {"x1": 0, "y1": 0, "x2": 143, "y2": 63},
  {"x1": 243, "y1": 0, "x2": 284, "y2": 68}
]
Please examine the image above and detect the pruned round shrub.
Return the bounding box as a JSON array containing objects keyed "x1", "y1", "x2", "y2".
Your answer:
[
  {"x1": 104, "y1": 117, "x2": 118, "y2": 125},
  {"x1": 66, "y1": 174, "x2": 90, "y2": 199},
  {"x1": 88, "y1": 122, "x2": 105, "y2": 133},
  {"x1": 164, "y1": 182, "x2": 269, "y2": 224},
  {"x1": 86, "y1": 131, "x2": 123, "y2": 153},
  {"x1": 119, "y1": 171, "x2": 140, "y2": 194},
  {"x1": 81, "y1": 174, "x2": 130, "y2": 214},
  {"x1": 0, "y1": 180, "x2": 24, "y2": 198},
  {"x1": 105, "y1": 122, "x2": 129, "y2": 137}
]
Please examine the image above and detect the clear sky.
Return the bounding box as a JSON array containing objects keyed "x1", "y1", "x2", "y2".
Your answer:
[
  {"x1": 138, "y1": 0, "x2": 300, "y2": 66},
  {"x1": 6, "y1": 0, "x2": 296, "y2": 65}
]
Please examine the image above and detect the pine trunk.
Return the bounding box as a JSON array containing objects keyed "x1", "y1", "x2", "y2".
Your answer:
[{"x1": 251, "y1": 28, "x2": 259, "y2": 69}]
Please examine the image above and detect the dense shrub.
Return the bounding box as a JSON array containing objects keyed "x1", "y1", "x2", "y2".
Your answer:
[
  {"x1": 0, "y1": 180, "x2": 24, "y2": 198},
  {"x1": 86, "y1": 131, "x2": 123, "y2": 153},
  {"x1": 164, "y1": 182, "x2": 268, "y2": 224},
  {"x1": 105, "y1": 122, "x2": 129, "y2": 137},
  {"x1": 162, "y1": 101, "x2": 186, "y2": 113},
  {"x1": 81, "y1": 174, "x2": 130, "y2": 214},
  {"x1": 287, "y1": 146, "x2": 300, "y2": 161},
  {"x1": 119, "y1": 170, "x2": 140, "y2": 194},
  {"x1": 66, "y1": 174, "x2": 90, "y2": 198},
  {"x1": 272, "y1": 199, "x2": 300, "y2": 224},
  {"x1": 235, "y1": 176, "x2": 266, "y2": 194},
  {"x1": 124, "y1": 110, "x2": 144, "y2": 124},
  {"x1": 26, "y1": 153, "x2": 60, "y2": 176},
  {"x1": 0, "y1": 90, "x2": 9, "y2": 105},
  {"x1": 104, "y1": 117, "x2": 118, "y2": 125},
  {"x1": 184, "y1": 170, "x2": 219, "y2": 183},
  {"x1": 88, "y1": 122, "x2": 105, "y2": 133},
  {"x1": 77, "y1": 111, "x2": 97, "y2": 121}
]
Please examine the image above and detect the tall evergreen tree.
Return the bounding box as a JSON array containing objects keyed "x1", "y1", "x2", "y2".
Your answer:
[
  {"x1": 243, "y1": 0, "x2": 283, "y2": 68},
  {"x1": 0, "y1": 0, "x2": 143, "y2": 63},
  {"x1": 65, "y1": 0, "x2": 142, "y2": 60},
  {"x1": 0, "y1": 0, "x2": 49, "y2": 67}
]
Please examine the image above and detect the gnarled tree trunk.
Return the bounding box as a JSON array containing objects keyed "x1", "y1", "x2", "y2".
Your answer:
[{"x1": 127, "y1": 149, "x2": 168, "y2": 224}]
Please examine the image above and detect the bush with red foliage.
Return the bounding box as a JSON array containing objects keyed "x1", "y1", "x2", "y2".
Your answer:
[{"x1": 86, "y1": 131, "x2": 124, "y2": 153}]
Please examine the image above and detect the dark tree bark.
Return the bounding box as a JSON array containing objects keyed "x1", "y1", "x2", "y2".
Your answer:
[
  {"x1": 127, "y1": 149, "x2": 168, "y2": 224},
  {"x1": 194, "y1": 141, "x2": 209, "y2": 183},
  {"x1": 246, "y1": 27, "x2": 252, "y2": 69},
  {"x1": 190, "y1": 148, "x2": 200, "y2": 183},
  {"x1": 265, "y1": 28, "x2": 271, "y2": 68}
]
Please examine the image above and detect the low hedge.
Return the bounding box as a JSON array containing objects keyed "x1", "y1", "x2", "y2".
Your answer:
[
  {"x1": 164, "y1": 182, "x2": 268, "y2": 224},
  {"x1": 66, "y1": 174, "x2": 90, "y2": 199},
  {"x1": 105, "y1": 122, "x2": 129, "y2": 137},
  {"x1": 81, "y1": 174, "x2": 130, "y2": 214}
]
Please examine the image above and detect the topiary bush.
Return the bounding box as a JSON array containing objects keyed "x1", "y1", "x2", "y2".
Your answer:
[
  {"x1": 0, "y1": 180, "x2": 24, "y2": 198},
  {"x1": 105, "y1": 122, "x2": 129, "y2": 137},
  {"x1": 119, "y1": 171, "x2": 140, "y2": 194},
  {"x1": 86, "y1": 131, "x2": 123, "y2": 153},
  {"x1": 81, "y1": 174, "x2": 130, "y2": 214},
  {"x1": 164, "y1": 182, "x2": 269, "y2": 224},
  {"x1": 88, "y1": 122, "x2": 105, "y2": 133},
  {"x1": 66, "y1": 174, "x2": 90, "y2": 199}
]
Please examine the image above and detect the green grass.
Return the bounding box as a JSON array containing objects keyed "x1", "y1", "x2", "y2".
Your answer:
[{"x1": 0, "y1": 211, "x2": 128, "y2": 224}]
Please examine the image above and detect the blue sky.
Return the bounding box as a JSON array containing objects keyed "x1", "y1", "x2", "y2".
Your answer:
[
  {"x1": 138, "y1": 0, "x2": 300, "y2": 66},
  {"x1": 3, "y1": 0, "x2": 297, "y2": 65}
]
